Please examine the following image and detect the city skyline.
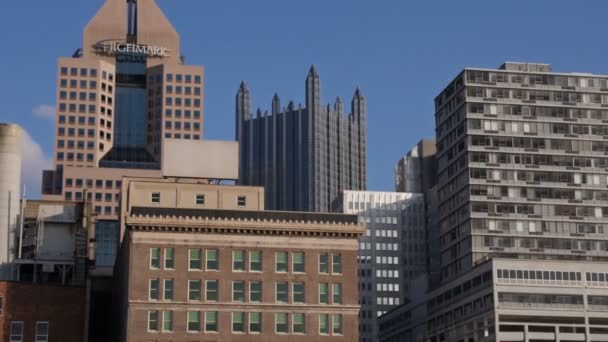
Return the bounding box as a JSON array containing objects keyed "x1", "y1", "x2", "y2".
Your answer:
[{"x1": 4, "y1": 0, "x2": 608, "y2": 197}]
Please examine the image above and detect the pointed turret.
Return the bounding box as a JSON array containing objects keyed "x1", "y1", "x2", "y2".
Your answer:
[
  {"x1": 235, "y1": 80, "x2": 252, "y2": 140},
  {"x1": 351, "y1": 87, "x2": 366, "y2": 122},
  {"x1": 306, "y1": 65, "x2": 321, "y2": 114},
  {"x1": 272, "y1": 93, "x2": 281, "y2": 115},
  {"x1": 256, "y1": 108, "x2": 262, "y2": 118},
  {"x1": 334, "y1": 96, "x2": 343, "y2": 115}
]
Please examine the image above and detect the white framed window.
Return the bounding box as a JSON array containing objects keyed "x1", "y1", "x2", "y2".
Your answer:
[
  {"x1": 232, "y1": 312, "x2": 245, "y2": 333},
  {"x1": 147, "y1": 311, "x2": 158, "y2": 332},
  {"x1": 205, "y1": 311, "x2": 218, "y2": 332},
  {"x1": 163, "y1": 279, "x2": 174, "y2": 300},
  {"x1": 237, "y1": 195, "x2": 247, "y2": 206},
  {"x1": 249, "y1": 312, "x2": 262, "y2": 333},
  {"x1": 332, "y1": 314, "x2": 343, "y2": 335},
  {"x1": 149, "y1": 279, "x2": 160, "y2": 300},
  {"x1": 10, "y1": 321, "x2": 23, "y2": 342},
  {"x1": 293, "y1": 282, "x2": 305, "y2": 304},
  {"x1": 149, "y1": 248, "x2": 160, "y2": 269},
  {"x1": 332, "y1": 254, "x2": 342, "y2": 274},
  {"x1": 275, "y1": 252, "x2": 288, "y2": 272},
  {"x1": 162, "y1": 311, "x2": 173, "y2": 332},
  {"x1": 275, "y1": 313, "x2": 288, "y2": 334},
  {"x1": 319, "y1": 314, "x2": 329, "y2": 335},
  {"x1": 164, "y1": 248, "x2": 174, "y2": 269},
  {"x1": 232, "y1": 281, "x2": 245, "y2": 302},
  {"x1": 187, "y1": 311, "x2": 200, "y2": 332},
  {"x1": 232, "y1": 250, "x2": 246, "y2": 271},
  {"x1": 276, "y1": 282, "x2": 288, "y2": 303},
  {"x1": 249, "y1": 251, "x2": 262, "y2": 272},
  {"x1": 293, "y1": 313, "x2": 305, "y2": 334},
  {"x1": 195, "y1": 194, "x2": 205, "y2": 205},
  {"x1": 292, "y1": 252, "x2": 305, "y2": 273},
  {"x1": 35, "y1": 321, "x2": 49, "y2": 342},
  {"x1": 151, "y1": 192, "x2": 160, "y2": 203},
  {"x1": 319, "y1": 253, "x2": 329, "y2": 274},
  {"x1": 250, "y1": 281, "x2": 262, "y2": 302},
  {"x1": 206, "y1": 249, "x2": 219, "y2": 270},
  {"x1": 188, "y1": 280, "x2": 202, "y2": 301},
  {"x1": 188, "y1": 249, "x2": 202, "y2": 270}
]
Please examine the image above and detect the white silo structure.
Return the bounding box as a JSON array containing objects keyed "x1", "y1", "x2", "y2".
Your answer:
[{"x1": 0, "y1": 123, "x2": 23, "y2": 279}]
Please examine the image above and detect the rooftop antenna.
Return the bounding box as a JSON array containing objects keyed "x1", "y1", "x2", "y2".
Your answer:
[{"x1": 127, "y1": 0, "x2": 138, "y2": 44}]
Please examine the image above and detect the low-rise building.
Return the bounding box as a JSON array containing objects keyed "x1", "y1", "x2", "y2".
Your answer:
[{"x1": 115, "y1": 178, "x2": 365, "y2": 341}]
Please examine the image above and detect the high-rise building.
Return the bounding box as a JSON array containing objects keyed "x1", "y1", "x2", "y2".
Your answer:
[
  {"x1": 41, "y1": 0, "x2": 205, "y2": 269},
  {"x1": 395, "y1": 139, "x2": 436, "y2": 193},
  {"x1": 378, "y1": 62, "x2": 608, "y2": 342},
  {"x1": 115, "y1": 178, "x2": 365, "y2": 342},
  {"x1": 342, "y1": 191, "x2": 426, "y2": 342},
  {"x1": 236, "y1": 67, "x2": 367, "y2": 212}
]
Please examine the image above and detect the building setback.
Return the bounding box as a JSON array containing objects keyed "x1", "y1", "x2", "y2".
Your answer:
[
  {"x1": 236, "y1": 67, "x2": 367, "y2": 212},
  {"x1": 115, "y1": 178, "x2": 365, "y2": 342}
]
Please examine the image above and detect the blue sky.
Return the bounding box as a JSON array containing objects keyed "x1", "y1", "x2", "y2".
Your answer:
[{"x1": 2, "y1": 0, "x2": 608, "y2": 197}]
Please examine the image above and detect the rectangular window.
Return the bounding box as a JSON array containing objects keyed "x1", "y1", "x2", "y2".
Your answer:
[
  {"x1": 187, "y1": 311, "x2": 200, "y2": 332},
  {"x1": 206, "y1": 249, "x2": 219, "y2": 270},
  {"x1": 232, "y1": 312, "x2": 245, "y2": 333},
  {"x1": 196, "y1": 194, "x2": 205, "y2": 205},
  {"x1": 149, "y1": 279, "x2": 160, "y2": 300},
  {"x1": 319, "y1": 314, "x2": 329, "y2": 335},
  {"x1": 0, "y1": 296, "x2": 3, "y2": 315},
  {"x1": 232, "y1": 281, "x2": 245, "y2": 302},
  {"x1": 147, "y1": 311, "x2": 158, "y2": 332},
  {"x1": 150, "y1": 248, "x2": 160, "y2": 269},
  {"x1": 249, "y1": 312, "x2": 262, "y2": 333},
  {"x1": 332, "y1": 254, "x2": 342, "y2": 274},
  {"x1": 237, "y1": 195, "x2": 246, "y2": 206},
  {"x1": 293, "y1": 252, "x2": 305, "y2": 273},
  {"x1": 276, "y1": 252, "x2": 288, "y2": 272},
  {"x1": 162, "y1": 311, "x2": 173, "y2": 332},
  {"x1": 164, "y1": 248, "x2": 174, "y2": 269},
  {"x1": 249, "y1": 251, "x2": 262, "y2": 271},
  {"x1": 34, "y1": 322, "x2": 49, "y2": 342},
  {"x1": 189, "y1": 249, "x2": 202, "y2": 270},
  {"x1": 319, "y1": 254, "x2": 329, "y2": 273},
  {"x1": 319, "y1": 283, "x2": 329, "y2": 304},
  {"x1": 163, "y1": 279, "x2": 174, "y2": 300},
  {"x1": 9, "y1": 321, "x2": 24, "y2": 342},
  {"x1": 293, "y1": 313, "x2": 305, "y2": 334},
  {"x1": 332, "y1": 284, "x2": 342, "y2": 304},
  {"x1": 151, "y1": 192, "x2": 160, "y2": 203},
  {"x1": 276, "y1": 282, "x2": 288, "y2": 303},
  {"x1": 205, "y1": 312, "x2": 218, "y2": 332},
  {"x1": 275, "y1": 313, "x2": 288, "y2": 334},
  {"x1": 206, "y1": 280, "x2": 218, "y2": 301},
  {"x1": 232, "y1": 250, "x2": 245, "y2": 271},
  {"x1": 249, "y1": 281, "x2": 262, "y2": 302},
  {"x1": 332, "y1": 314, "x2": 343, "y2": 335},
  {"x1": 293, "y1": 282, "x2": 305, "y2": 304},
  {"x1": 188, "y1": 280, "x2": 202, "y2": 301}
]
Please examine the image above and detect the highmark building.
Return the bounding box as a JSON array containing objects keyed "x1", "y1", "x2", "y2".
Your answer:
[{"x1": 41, "y1": 0, "x2": 204, "y2": 271}]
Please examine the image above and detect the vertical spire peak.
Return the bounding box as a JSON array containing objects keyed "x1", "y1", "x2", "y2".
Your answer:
[
  {"x1": 308, "y1": 64, "x2": 319, "y2": 77},
  {"x1": 239, "y1": 80, "x2": 249, "y2": 93}
]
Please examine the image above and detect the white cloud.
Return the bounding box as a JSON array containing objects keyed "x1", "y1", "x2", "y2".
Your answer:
[
  {"x1": 20, "y1": 131, "x2": 53, "y2": 198},
  {"x1": 32, "y1": 105, "x2": 56, "y2": 120}
]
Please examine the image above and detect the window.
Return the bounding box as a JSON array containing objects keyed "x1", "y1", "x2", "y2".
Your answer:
[
  {"x1": 150, "y1": 248, "x2": 160, "y2": 269},
  {"x1": 319, "y1": 283, "x2": 329, "y2": 304},
  {"x1": 188, "y1": 280, "x2": 202, "y2": 301},
  {"x1": 187, "y1": 311, "x2": 200, "y2": 332},
  {"x1": 164, "y1": 248, "x2": 174, "y2": 269},
  {"x1": 151, "y1": 192, "x2": 160, "y2": 203},
  {"x1": 232, "y1": 312, "x2": 245, "y2": 333},
  {"x1": 293, "y1": 252, "x2": 305, "y2": 273},
  {"x1": 163, "y1": 279, "x2": 174, "y2": 300},
  {"x1": 276, "y1": 252, "x2": 288, "y2": 272},
  {"x1": 162, "y1": 311, "x2": 173, "y2": 332},
  {"x1": 332, "y1": 254, "x2": 342, "y2": 274},
  {"x1": 319, "y1": 314, "x2": 329, "y2": 335},
  {"x1": 332, "y1": 314, "x2": 343, "y2": 335},
  {"x1": 10, "y1": 321, "x2": 23, "y2": 342},
  {"x1": 293, "y1": 282, "x2": 305, "y2": 303},
  {"x1": 189, "y1": 249, "x2": 202, "y2": 270},
  {"x1": 233, "y1": 250, "x2": 245, "y2": 271},
  {"x1": 205, "y1": 312, "x2": 218, "y2": 332},
  {"x1": 206, "y1": 280, "x2": 218, "y2": 301},
  {"x1": 206, "y1": 249, "x2": 219, "y2": 270},
  {"x1": 332, "y1": 284, "x2": 342, "y2": 304},
  {"x1": 249, "y1": 312, "x2": 262, "y2": 333},
  {"x1": 0, "y1": 296, "x2": 3, "y2": 315},
  {"x1": 275, "y1": 313, "x2": 288, "y2": 334},
  {"x1": 250, "y1": 281, "x2": 262, "y2": 302},
  {"x1": 196, "y1": 194, "x2": 205, "y2": 205},
  {"x1": 249, "y1": 251, "x2": 262, "y2": 271},
  {"x1": 237, "y1": 195, "x2": 246, "y2": 206},
  {"x1": 319, "y1": 254, "x2": 329, "y2": 273},
  {"x1": 149, "y1": 279, "x2": 160, "y2": 300},
  {"x1": 147, "y1": 311, "x2": 158, "y2": 332},
  {"x1": 293, "y1": 313, "x2": 305, "y2": 334},
  {"x1": 233, "y1": 281, "x2": 245, "y2": 302},
  {"x1": 276, "y1": 282, "x2": 288, "y2": 303}
]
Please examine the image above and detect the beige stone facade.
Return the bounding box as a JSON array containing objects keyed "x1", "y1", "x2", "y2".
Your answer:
[{"x1": 115, "y1": 179, "x2": 365, "y2": 341}]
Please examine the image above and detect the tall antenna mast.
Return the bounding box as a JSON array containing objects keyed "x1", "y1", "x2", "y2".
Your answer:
[{"x1": 127, "y1": 0, "x2": 138, "y2": 44}]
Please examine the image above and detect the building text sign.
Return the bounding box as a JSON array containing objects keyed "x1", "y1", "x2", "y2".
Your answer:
[{"x1": 94, "y1": 40, "x2": 170, "y2": 58}]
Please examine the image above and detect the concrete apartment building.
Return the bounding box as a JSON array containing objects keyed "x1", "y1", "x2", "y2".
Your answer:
[
  {"x1": 115, "y1": 178, "x2": 365, "y2": 341},
  {"x1": 235, "y1": 68, "x2": 367, "y2": 212},
  {"x1": 343, "y1": 191, "x2": 427, "y2": 342},
  {"x1": 41, "y1": 0, "x2": 205, "y2": 271},
  {"x1": 378, "y1": 62, "x2": 608, "y2": 342}
]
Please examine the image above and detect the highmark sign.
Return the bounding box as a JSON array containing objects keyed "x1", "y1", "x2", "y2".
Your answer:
[{"x1": 94, "y1": 41, "x2": 170, "y2": 58}]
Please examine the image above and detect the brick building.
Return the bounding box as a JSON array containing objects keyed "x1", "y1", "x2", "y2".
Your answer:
[
  {"x1": 115, "y1": 178, "x2": 365, "y2": 341},
  {"x1": 0, "y1": 281, "x2": 85, "y2": 342}
]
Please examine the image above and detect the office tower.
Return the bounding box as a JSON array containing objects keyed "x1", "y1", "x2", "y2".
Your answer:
[
  {"x1": 115, "y1": 177, "x2": 365, "y2": 342},
  {"x1": 236, "y1": 67, "x2": 367, "y2": 212},
  {"x1": 41, "y1": 0, "x2": 204, "y2": 269},
  {"x1": 395, "y1": 139, "x2": 437, "y2": 193},
  {"x1": 435, "y1": 62, "x2": 608, "y2": 281},
  {"x1": 343, "y1": 191, "x2": 426, "y2": 342},
  {"x1": 0, "y1": 123, "x2": 23, "y2": 279},
  {"x1": 378, "y1": 62, "x2": 608, "y2": 342}
]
